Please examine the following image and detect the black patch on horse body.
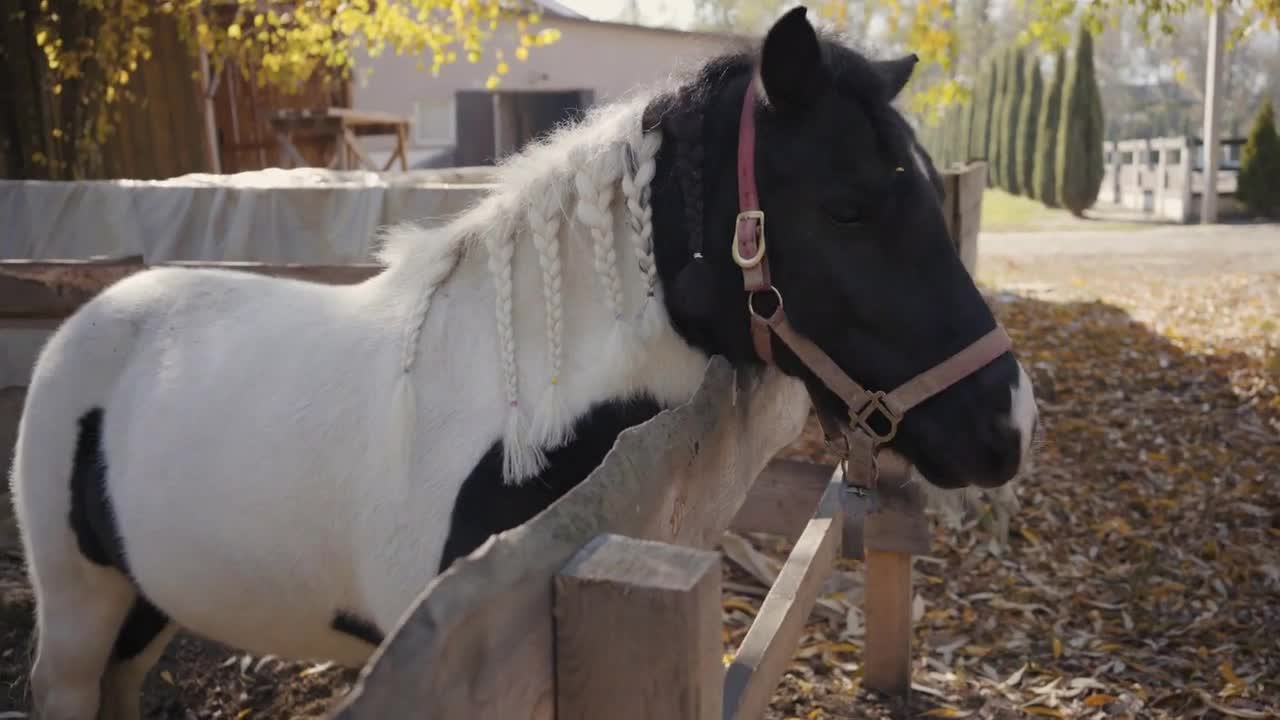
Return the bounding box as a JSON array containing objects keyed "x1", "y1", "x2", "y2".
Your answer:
[
  {"x1": 71, "y1": 408, "x2": 175, "y2": 662},
  {"x1": 439, "y1": 395, "x2": 662, "y2": 572},
  {"x1": 332, "y1": 610, "x2": 385, "y2": 647},
  {"x1": 112, "y1": 596, "x2": 170, "y2": 661},
  {"x1": 69, "y1": 408, "x2": 130, "y2": 571}
]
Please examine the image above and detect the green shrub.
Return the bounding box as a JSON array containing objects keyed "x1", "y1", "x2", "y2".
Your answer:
[
  {"x1": 1001, "y1": 48, "x2": 1026, "y2": 194},
  {"x1": 1056, "y1": 27, "x2": 1105, "y2": 216},
  {"x1": 1237, "y1": 99, "x2": 1280, "y2": 218},
  {"x1": 1033, "y1": 50, "x2": 1067, "y2": 206},
  {"x1": 972, "y1": 60, "x2": 997, "y2": 167},
  {"x1": 1015, "y1": 56, "x2": 1044, "y2": 197},
  {"x1": 989, "y1": 52, "x2": 1008, "y2": 188}
]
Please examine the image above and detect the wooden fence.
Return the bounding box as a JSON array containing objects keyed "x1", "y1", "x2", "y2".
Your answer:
[
  {"x1": 0, "y1": 161, "x2": 988, "y2": 718},
  {"x1": 1100, "y1": 135, "x2": 1246, "y2": 223}
]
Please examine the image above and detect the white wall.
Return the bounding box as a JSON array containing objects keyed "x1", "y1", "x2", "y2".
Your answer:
[{"x1": 351, "y1": 17, "x2": 744, "y2": 156}]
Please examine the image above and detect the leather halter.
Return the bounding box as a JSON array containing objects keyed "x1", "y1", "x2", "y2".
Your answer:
[{"x1": 732, "y1": 76, "x2": 1013, "y2": 489}]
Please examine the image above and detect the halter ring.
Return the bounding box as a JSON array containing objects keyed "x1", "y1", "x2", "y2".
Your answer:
[
  {"x1": 747, "y1": 285, "x2": 783, "y2": 321},
  {"x1": 853, "y1": 391, "x2": 902, "y2": 443},
  {"x1": 732, "y1": 210, "x2": 766, "y2": 268}
]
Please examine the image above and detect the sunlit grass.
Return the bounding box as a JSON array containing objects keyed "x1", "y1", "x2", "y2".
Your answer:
[{"x1": 980, "y1": 188, "x2": 1149, "y2": 232}]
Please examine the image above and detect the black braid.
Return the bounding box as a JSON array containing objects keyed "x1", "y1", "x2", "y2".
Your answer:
[
  {"x1": 672, "y1": 106, "x2": 706, "y2": 260},
  {"x1": 645, "y1": 54, "x2": 755, "y2": 329}
]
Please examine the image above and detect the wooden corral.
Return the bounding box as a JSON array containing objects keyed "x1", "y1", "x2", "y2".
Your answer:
[
  {"x1": 1099, "y1": 136, "x2": 1247, "y2": 223},
  {"x1": 0, "y1": 162, "x2": 988, "y2": 718},
  {"x1": 269, "y1": 108, "x2": 410, "y2": 172},
  {"x1": 216, "y1": 69, "x2": 354, "y2": 173}
]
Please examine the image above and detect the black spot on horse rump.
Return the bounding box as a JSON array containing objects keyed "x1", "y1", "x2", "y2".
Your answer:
[
  {"x1": 438, "y1": 395, "x2": 663, "y2": 573},
  {"x1": 332, "y1": 610, "x2": 385, "y2": 647},
  {"x1": 69, "y1": 408, "x2": 130, "y2": 572},
  {"x1": 113, "y1": 595, "x2": 170, "y2": 661}
]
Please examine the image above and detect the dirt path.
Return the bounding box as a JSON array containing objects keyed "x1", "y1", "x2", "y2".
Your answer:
[{"x1": 979, "y1": 222, "x2": 1280, "y2": 276}]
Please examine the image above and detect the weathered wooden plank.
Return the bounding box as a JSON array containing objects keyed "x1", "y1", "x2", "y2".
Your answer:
[
  {"x1": 861, "y1": 457, "x2": 927, "y2": 698},
  {"x1": 728, "y1": 459, "x2": 833, "y2": 542},
  {"x1": 954, "y1": 161, "x2": 987, "y2": 275},
  {"x1": 861, "y1": 459, "x2": 930, "y2": 558},
  {"x1": 942, "y1": 171, "x2": 961, "y2": 250},
  {"x1": 722, "y1": 475, "x2": 843, "y2": 720},
  {"x1": 330, "y1": 358, "x2": 810, "y2": 720},
  {"x1": 0, "y1": 259, "x2": 382, "y2": 319},
  {"x1": 555, "y1": 534, "x2": 722, "y2": 720},
  {"x1": 862, "y1": 549, "x2": 914, "y2": 698}
]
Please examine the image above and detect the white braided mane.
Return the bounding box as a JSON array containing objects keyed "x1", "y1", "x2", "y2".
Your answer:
[{"x1": 372, "y1": 94, "x2": 697, "y2": 484}]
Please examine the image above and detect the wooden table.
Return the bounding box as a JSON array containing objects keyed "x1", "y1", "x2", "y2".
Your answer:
[{"x1": 269, "y1": 107, "x2": 410, "y2": 171}]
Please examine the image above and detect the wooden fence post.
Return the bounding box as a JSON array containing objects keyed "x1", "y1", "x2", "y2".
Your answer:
[
  {"x1": 860, "y1": 457, "x2": 930, "y2": 699},
  {"x1": 554, "y1": 533, "x2": 723, "y2": 720}
]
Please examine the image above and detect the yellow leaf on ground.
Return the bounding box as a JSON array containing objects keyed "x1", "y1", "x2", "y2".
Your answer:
[
  {"x1": 922, "y1": 708, "x2": 973, "y2": 717},
  {"x1": 1023, "y1": 707, "x2": 1065, "y2": 718},
  {"x1": 1220, "y1": 661, "x2": 1246, "y2": 689},
  {"x1": 822, "y1": 641, "x2": 860, "y2": 654},
  {"x1": 1084, "y1": 694, "x2": 1119, "y2": 707}
]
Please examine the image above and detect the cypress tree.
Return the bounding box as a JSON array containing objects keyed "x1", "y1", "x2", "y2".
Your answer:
[
  {"x1": 963, "y1": 84, "x2": 979, "y2": 161},
  {"x1": 1033, "y1": 49, "x2": 1067, "y2": 205},
  {"x1": 1237, "y1": 98, "x2": 1280, "y2": 218},
  {"x1": 948, "y1": 105, "x2": 964, "y2": 167},
  {"x1": 941, "y1": 111, "x2": 953, "y2": 167},
  {"x1": 1056, "y1": 26, "x2": 1106, "y2": 216},
  {"x1": 1001, "y1": 48, "x2": 1026, "y2": 194},
  {"x1": 989, "y1": 51, "x2": 1008, "y2": 189},
  {"x1": 971, "y1": 60, "x2": 996, "y2": 165},
  {"x1": 1015, "y1": 56, "x2": 1044, "y2": 197}
]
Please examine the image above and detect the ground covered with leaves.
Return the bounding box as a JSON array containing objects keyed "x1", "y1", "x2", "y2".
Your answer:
[
  {"x1": 733, "y1": 229, "x2": 1280, "y2": 719},
  {"x1": 2, "y1": 227, "x2": 1277, "y2": 718}
]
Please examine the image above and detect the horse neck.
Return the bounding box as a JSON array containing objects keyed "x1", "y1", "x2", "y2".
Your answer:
[{"x1": 383, "y1": 111, "x2": 709, "y2": 483}]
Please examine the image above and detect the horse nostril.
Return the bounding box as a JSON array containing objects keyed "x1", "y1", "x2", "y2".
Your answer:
[{"x1": 985, "y1": 419, "x2": 1022, "y2": 486}]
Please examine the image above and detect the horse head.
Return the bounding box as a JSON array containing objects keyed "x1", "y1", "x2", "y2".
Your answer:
[{"x1": 650, "y1": 6, "x2": 1038, "y2": 490}]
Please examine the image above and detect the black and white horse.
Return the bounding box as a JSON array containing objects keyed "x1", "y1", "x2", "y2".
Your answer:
[{"x1": 10, "y1": 8, "x2": 1036, "y2": 719}]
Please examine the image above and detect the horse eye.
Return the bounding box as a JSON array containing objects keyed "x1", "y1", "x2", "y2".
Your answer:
[
  {"x1": 827, "y1": 207, "x2": 863, "y2": 225},
  {"x1": 820, "y1": 198, "x2": 864, "y2": 226}
]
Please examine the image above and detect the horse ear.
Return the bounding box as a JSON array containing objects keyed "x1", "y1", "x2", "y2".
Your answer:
[
  {"x1": 758, "y1": 6, "x2": 824, "y2": 111},
  {"x1": 875, "y1": 53, "x2": 918, "y2": 100}
]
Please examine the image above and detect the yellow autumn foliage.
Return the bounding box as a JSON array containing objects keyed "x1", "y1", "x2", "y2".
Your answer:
[{"x1": 28, "y1": 0, "x2": 557, "y2": 165}]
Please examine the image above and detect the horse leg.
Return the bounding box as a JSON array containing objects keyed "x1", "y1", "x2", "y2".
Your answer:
[
  {"x1": 28, "y1": 565, "x2": 135, "y2": 720},
  {"x1": 99, "y1": 599, "x2": 176, "y2": 720}
]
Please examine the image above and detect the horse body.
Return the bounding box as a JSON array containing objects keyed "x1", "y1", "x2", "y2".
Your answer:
[
  {"x1": 13, "y1": 10, "x2": 1040, "y2": 719},
  {"x1": 14, "y1": 110, "x2": 711, "y2": 679}
]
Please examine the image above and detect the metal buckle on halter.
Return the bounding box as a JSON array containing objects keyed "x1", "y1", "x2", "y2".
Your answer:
[
  {"x1": 747, "y1": 285, "x2": 783, "y2": 321},
  {"x1": 732, "y1": 210, "x2": 766, "y2": 268},
  {"x1": 852, "y1": 391, "x2": 901, "y2": 443}
]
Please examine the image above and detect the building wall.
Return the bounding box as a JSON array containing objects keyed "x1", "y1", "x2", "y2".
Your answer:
[{"x1": 351, "y1": 17, "x2": 744, "y2": 158}]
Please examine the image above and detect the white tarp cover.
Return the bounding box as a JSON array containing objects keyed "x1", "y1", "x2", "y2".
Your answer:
[
  {"x1": 0, "y1": 167, "x2": 495, "y2": 388},
  {"x1": 0, "y1": 167, "x2": 496, "y2": 263}
]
